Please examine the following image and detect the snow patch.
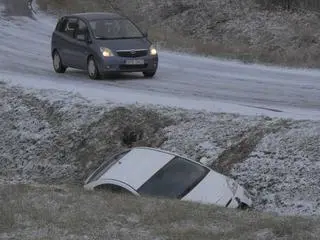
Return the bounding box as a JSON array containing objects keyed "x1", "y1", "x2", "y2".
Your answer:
[{"x1": 231, "y1": 124, "x2": 320, "y2": 216}]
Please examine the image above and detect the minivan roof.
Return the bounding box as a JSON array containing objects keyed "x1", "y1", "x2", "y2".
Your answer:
[{"x1": 67, "y1": 12, "x2": 125, "y2": 21}]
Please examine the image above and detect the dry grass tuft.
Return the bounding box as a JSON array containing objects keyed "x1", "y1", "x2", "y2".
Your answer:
[{"x1": 1, "y1": 184, "x2": 320, "y2": 240}]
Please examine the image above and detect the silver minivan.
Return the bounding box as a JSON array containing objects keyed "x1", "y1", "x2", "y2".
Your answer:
[{"x1": 51, "y1": 12, "x2": 158, "y2": 79}]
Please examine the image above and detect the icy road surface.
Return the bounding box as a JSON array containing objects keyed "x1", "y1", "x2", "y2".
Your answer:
[{"x1": 1, "y1": 2, "x2": 320, "y2": 120}]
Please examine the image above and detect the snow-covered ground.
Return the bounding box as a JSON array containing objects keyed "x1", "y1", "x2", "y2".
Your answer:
[{"x1": 1, "y1": 1, "x2": 320, "y2": 217}]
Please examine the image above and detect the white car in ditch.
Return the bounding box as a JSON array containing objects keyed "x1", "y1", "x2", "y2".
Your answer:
[{"x1": 84, "y1": 147, "x2": 253, "y2": 209}]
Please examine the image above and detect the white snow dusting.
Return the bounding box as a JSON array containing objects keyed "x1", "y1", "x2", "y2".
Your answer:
[
  {"x1": 231, "y1": 123, "x2": 320, "y2": 216},
  {"x1": 1, "y1": 84, "x2": 320, "y2": 216},
  {"x1": 0, "y1": 1, "x2": 320, "y2": 218}
]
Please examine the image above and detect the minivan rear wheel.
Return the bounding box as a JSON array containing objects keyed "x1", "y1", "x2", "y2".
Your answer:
[
  {"x1": 53, "y1": 51, "x2": 67, "y2": 73},
  {"x1": 88, "y1": 56, "x2": 100, "y2": 80}
]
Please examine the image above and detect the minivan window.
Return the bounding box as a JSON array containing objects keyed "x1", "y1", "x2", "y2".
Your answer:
[
  {"x1": 59, "y1": 18, "x2": 78, "y2": 38},
  {"x1": 89, "y1": 19, "x2": 144, "y2": 39},
  {"x1": 78, "y1": 19, "x2": 87, "y2": 32},
  {"x1": 75, "y1": 19, "x2": 88, "y2": 39},
  {"x1": 137, "y1": 156, "x2": 209, "y2": 199}
]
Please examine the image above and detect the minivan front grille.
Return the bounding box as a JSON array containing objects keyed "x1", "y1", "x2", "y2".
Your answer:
[
  {"x1": 119, "y1": 64, "x2": 148, "y2": 70},
  {"x1": 117, "y1": 49, "x2": 148, "y2": 58}
]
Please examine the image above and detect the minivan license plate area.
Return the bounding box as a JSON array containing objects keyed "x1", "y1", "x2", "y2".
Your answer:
[{"x1": 125, "y1": 59, "x2": 144, "y2": 65}]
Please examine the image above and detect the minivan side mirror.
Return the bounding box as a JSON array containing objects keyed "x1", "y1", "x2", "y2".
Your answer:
[
  {"x1": 76, "y1": 34, "x2": 86, "y2": 41},
  {"x1": 143, "y1": 30, "x2": 148, "y2": 38},
  {"x1": 86, "y1": 37, "x2": 92, "y2": 44},
  {"x1": 76, "y1": 28, "x2": 92, "y2": 44},
  {"x1": 68, "y1": 22, "x2": 78, "y2": 30}
]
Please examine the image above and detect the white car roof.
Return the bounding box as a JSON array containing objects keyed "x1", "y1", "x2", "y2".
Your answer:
[{"x1": 98, "y1": 147, "x2": 176, "y2": 190}]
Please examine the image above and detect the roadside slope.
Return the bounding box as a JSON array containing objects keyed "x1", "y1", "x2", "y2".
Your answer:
[
  {"x1": 1, "y1": 184, "x2": 320, "y2": 240},
  {"x1": 1, "y1": 83, "x2": 320, "y2": 216}
]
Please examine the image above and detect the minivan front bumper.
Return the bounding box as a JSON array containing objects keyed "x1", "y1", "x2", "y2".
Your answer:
[{"x1": 98, "y1": 55, "x2": 158, "y2": 74}]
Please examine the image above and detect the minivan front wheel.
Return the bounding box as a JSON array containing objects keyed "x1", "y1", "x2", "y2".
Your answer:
[
  {"x1": 88, "y1": 57, "x2": 100, "y2": 80},
  {"x1": 53, "y1": 51, "x2": 67, "y2": 73},
  {"x1": 143, "y1": 71, "x2": 156, "y2": 78}
]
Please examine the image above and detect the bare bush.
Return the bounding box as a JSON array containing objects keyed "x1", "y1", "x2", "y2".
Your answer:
[{"x1": 255, "y1": 0, "x2": 320, "y2": 11}]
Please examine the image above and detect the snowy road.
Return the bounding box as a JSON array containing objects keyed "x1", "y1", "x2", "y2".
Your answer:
[{"x1": 1, "y1": 3, "x2": 320, "y2": 120}]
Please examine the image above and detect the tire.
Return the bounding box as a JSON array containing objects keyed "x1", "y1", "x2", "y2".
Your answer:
[
  {"x1": 143, "y1": 71, "x2": 156, "y2": 78},
  {"x1": 87, "y1": 56, "x2": 101, "y2": 80},
  {"x1": 52, "y1": 51, "x2": 67, "y2": 73}
]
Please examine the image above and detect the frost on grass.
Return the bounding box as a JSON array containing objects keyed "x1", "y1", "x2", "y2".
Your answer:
[
  {"x1": 1, "y1": 85, "x2": 320, "y2": 216},
  {"x1": 162, "y1": 110, "x2": 320, "y2": 216},
  {"x1": 231, "y1": 121, "x2": 320, "y2": 216},
  {"x1": 0, "y1": 86, "x2": 174, "y2": 184}
]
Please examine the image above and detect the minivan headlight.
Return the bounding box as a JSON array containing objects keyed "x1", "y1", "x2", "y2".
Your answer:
[
  {"x1": 149, "y1": 45, "x2": 157, "y2": 55},
  {"x1": 100, "y1": 47, "x2": 114, "y2": 57}
]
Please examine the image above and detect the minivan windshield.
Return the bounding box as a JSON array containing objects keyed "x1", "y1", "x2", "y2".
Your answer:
[
  {"x1": 137, "y1": 157, "x2": 210, "y2": 199},
  {"x1": 89, "y1": 18, "x2": 144, "y2": 39}
]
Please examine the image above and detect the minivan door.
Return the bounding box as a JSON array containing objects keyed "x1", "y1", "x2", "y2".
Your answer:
[
  {"x1": 56, "y1": 17, "x2": 78, "y2": 67},
  {"x1": 70, "y1": 19, "x2": 90, "y2": 70}
]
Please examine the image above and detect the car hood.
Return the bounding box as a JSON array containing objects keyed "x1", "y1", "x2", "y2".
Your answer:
[
  {"x1": 95, "y1": 38, "x2": 150, "y2": 51},
  {"x1": 181, "y1": 171, "x2": 235, "y2": 207}
]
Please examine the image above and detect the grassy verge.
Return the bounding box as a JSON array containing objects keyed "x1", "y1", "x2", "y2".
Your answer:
[{"x1": 1, "y1": 184, "x2": 320, "y2": 240}]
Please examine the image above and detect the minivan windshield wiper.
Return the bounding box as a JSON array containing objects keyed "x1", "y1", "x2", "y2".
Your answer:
[
  {"x1": 95, "y1": 37, "x2": 111, "y2": 40},
  {"x1": 95, "y1": 36, "x2": 143, "y2": 40},
  {"x1": 116, "y1": 36, "x2": 144, "y2": 39},
  {"x1": 90, "y1": 18, "x2": 145, "y2": 40}
]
